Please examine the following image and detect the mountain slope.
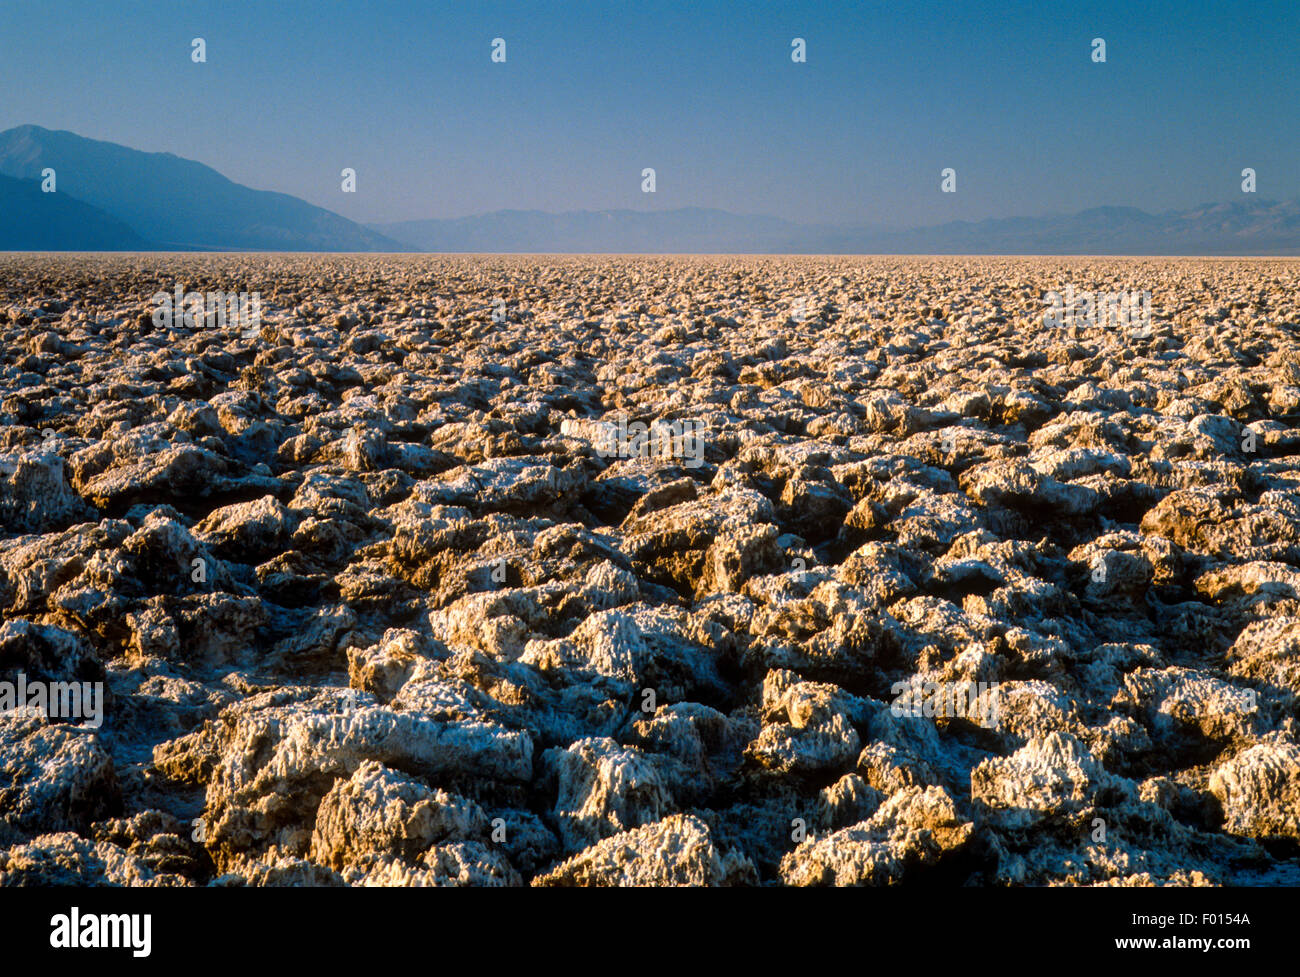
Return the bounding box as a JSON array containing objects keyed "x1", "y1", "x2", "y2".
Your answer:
[
  {"x1": 0, "y1": 125, "x2": 402, "y2": 252},
  {"x1": 0, "y1": 174, "x2": 156, "y2": 250}
]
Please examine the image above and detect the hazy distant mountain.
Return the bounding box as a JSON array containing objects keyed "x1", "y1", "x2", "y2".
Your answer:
[
  {"x1": 849, "y1": 200, "x2": 1300, "y2": 256},
  {"x1": 373, "y1": 208, "x2": 812, "y2": 253},
  {"x1": 0, "y1": 125, "x2": 402, "y2": 252},
  {"x1": 1, "y1": 125, "x2": 1294, "y2": 254},
  {"x1": 0, "y1": 174, "x2": 156, "y2": 250},
  {"x1": 374, "y1": 200, "x2": 1300, "y2": 255}
]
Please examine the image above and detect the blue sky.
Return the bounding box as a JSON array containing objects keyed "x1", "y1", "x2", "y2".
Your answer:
[{"x1": 2, "y1": 0, "x2": 1296, "y2": 225}]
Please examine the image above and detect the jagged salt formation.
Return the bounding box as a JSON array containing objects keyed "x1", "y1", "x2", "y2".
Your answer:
[{"x1": 2, "y1": 254, "x2": 1299, "y2": 886}]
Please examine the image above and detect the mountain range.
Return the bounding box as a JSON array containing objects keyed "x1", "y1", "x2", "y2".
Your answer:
[
  {"x1": 369, "y1": 202, "x2": 1300, "y2": 255},
  {"x1": 1, "y1": 126, "x2": 1297, "y2": 255},
  {"x1": 0, "y1": 125, "x2": 400, "y2": 251}
]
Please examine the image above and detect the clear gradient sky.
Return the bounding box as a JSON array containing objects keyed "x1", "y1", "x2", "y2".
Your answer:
[{"x1": 2, "y1": 0, "x2": 1296, "y2": 226}]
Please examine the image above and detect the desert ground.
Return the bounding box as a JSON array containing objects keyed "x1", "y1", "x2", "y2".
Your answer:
[{"x1": 1, "y1": 253, "x2": 1299, "y2": 886}]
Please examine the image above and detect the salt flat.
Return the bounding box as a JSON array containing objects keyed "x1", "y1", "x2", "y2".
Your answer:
[{"x1": 2, "y1": 254, "x2": 1299, "y2": 886}]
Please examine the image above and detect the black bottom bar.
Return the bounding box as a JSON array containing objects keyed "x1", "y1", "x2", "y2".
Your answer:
[{"x1": 0, "y1": 884, "x2": 1281, "y2": 966}]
